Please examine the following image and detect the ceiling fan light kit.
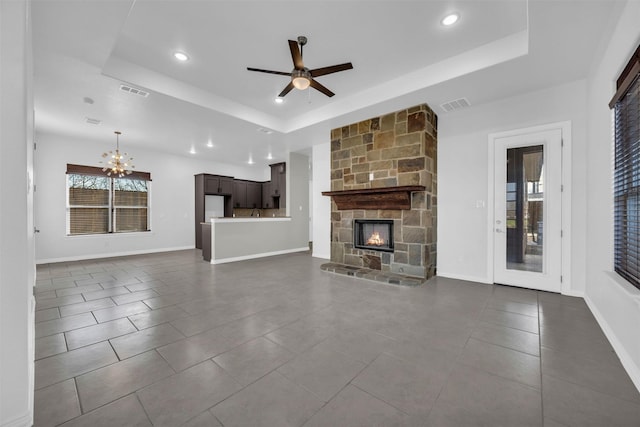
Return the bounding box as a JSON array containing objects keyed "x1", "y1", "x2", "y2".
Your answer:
[
  {"x1": 247, "y1": 35, "x2": 353, "y2": 98},
  {"x1": 291, "y1": 69, "x2": 311, "y2": 90}
]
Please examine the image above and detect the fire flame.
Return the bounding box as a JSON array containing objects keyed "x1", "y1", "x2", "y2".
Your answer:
[{"x1": 366, "y1": 231, "x2": 385, "y2": 246}]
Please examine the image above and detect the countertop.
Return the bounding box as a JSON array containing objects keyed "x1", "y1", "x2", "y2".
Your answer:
[{"x1": 202, "y1": 217, "x2": 291, "y2": 224}]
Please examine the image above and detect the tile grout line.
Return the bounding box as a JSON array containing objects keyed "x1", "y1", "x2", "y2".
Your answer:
[
  {"x1": 465, "y1": 335, "x2": 540, "y2": 358},
  {"x1": 211, "y1": 410, "x2": 226, "y2": 427},
  {"x1": 72, "y1": 376, "x2": 85, "y2": 417},
  {"x1": 350, "y1": 351, "x2": 423, "y2": 418},
  {"x1": 134, "y1": 392, "x2": 155, "y2": 426}
]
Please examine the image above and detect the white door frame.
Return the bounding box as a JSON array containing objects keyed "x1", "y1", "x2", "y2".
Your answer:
[{"x1": 487, "y1": 121, "x2": 572, "y2": 294}]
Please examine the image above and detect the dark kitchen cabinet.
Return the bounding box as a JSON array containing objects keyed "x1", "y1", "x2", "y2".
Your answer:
[
  {"x1": 220, "y1": 177, "x2": 233, "y2": 195},
  {"x1": 204, "y1": 176, "x2": 218, "y2": 194},
  {"x1": 262, "y1": 182, "x2": 272, "y2": 208},
  {"x1": 201, "y1": 223, "x2": 211, "y2": 261},
  {"x1": 205, "y1": 175, "x2": 233, "y2": 195},
  {"x1": 233, "y1": 180, "x2": 262, "y2": 208},
  {"x1": 246, "y1": 181, "x2": 262, "y2": 208},
  {"x1": 270, "y1": 162, "x2": 286, "y2": 209},
  {"x1": 233, "y1": 180, "x2": 247, "y2": 208},
  {"x1": 195, "y1": 173, "x2": 233, "y2": 249}
]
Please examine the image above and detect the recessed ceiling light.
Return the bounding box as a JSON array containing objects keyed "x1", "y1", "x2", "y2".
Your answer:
[
  {"x1": 441, "y1": 13, "x2": 459, "y2": 26},
  {"x1": 248, "y1": 158, "x2": 255, "y2": 165},
  {"x1": 189, "y1": 147, "x2": 196, "y2": 154},
  {"x1": 274, "y1": 97, "x2": 284, "y2": 104},
  {"x1": 206, "y1": 141, "x2": 214, "y2": 148},
  {"x1": 267, "y1": 153, "x2": 273, "y2": 160},
  {"x1": 173, "y1": 51, "x2": 189, "y2": 62}
]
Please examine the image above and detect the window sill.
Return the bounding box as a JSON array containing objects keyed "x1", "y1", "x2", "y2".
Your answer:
[
  {"x1": 66, "y1": 230, "x2": 152, "y2": 238},
  {"x1": 604, "y1": 271, "x2": 640, "y2": 309}
]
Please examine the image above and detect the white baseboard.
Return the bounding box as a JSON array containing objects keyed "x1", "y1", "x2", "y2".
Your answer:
[
  {"x1": 36, "y1": 246, "x2": 194, "y2": 264},
  {"x1": 437, "y1": 271, "x2": 493, "y2": 284},
  {"x1": 2, "y1": 412, "x2": 32, "y2": 427},
  {"x1": 211, "y1": 247, "x2": 310, "y2": 265},
  {"x1": 584, "y1": 294, "x2": 640, "y2": 394},
  {"x1": 561, "y1": 289, "x2": 584, "y2": 298},
  {"x1": 312, "y1": 251, "x2": 330, "y2": 260}
]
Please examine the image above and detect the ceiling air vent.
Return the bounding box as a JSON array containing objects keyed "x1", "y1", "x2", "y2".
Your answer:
[
  {"x1": 257, "y1": 128, "x2": 273, "y2": 135},
  {"x1": 85, "y1": 117, "x2": 101, "y2": 125},
  {"x1": 119, "y1": 84, "x2": 149, "y2": 98},
  {"x1": 440, "y1": 97, "x2": 470, "y2": 113}
]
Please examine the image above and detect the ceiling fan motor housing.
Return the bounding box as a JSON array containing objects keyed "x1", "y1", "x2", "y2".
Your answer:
[{"x1": 291, "y1": 68, "x2": 311, "y2": 80}]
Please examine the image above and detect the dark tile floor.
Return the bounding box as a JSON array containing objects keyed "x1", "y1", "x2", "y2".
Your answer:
[{"x1": 33, "y1": 250, "x2": 640, "y2": 426}]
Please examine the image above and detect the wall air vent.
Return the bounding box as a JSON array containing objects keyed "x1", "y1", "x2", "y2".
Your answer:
[
  {"x1": 440, "y1": 97, "x2": 470, "y2": 113},
  {"x1": 85, "y1": 117, "x2": 101, "y2": 125},
  {"x1": 119, "y1": 84, "x2": 149, "y2": 98}
]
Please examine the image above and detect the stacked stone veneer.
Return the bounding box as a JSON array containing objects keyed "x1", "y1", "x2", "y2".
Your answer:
[{"x1": 329, "y1": 103, "x2": 437, "y2": 279}]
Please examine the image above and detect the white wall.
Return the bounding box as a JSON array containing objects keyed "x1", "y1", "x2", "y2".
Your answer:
[
  {"x1": 437, "y1": 79, "x2": 588, "y2": 295},
  {"x1": 1, "y1": 1, "x2": 35, "y2": 426},
  {"x1": 288, "y1": 151, "x2": 311, "y2": 246},
  {"x1": 35, "y1": 132, "x2": 269, "y2": 263},
  {"x1": 312, "y1": 142, "x2": 331, "y2": 259},
  {"x1": 584, "y1": 0, "x2": 640, "y2": 391},
  {"x1": 286, "y1": 121, "x2": 332, "y2": 260}
]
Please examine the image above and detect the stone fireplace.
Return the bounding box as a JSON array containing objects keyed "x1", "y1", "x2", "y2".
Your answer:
[{"x1": 322, "y1": 103, "x2": 437, "y2": 281}]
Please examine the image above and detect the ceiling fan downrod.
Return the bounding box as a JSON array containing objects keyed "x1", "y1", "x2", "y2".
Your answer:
[{"x1": 297, "y1": 35, "x2": 307, "y2": 59}]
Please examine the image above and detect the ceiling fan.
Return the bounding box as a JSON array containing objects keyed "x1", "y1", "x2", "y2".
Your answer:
[{"x1": 247, "y1": 36, "x2": 353, "y2": 98}]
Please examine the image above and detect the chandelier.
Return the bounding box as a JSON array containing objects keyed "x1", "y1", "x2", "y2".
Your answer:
[{"x1": 101, "y1": 131, "x2": 134, "y2": 177}]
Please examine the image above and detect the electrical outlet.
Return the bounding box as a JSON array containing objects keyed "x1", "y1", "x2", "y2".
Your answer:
[{"x1": 369, "y1": 172, "x2": 374, "y2": 181}]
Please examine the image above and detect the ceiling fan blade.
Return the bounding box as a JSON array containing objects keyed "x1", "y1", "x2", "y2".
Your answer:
[
  {"x1": 288, "y1": 40, "x2": 304, "y2": 70},
  {"x1": 247, "y1": 67, "x2": 291, "y2": 76},
  {"x1": 309, "y1": 79, "x2": 335, "y2": 97},
  {"x1": 278, "y1": 82, "x2": 295, "y2": 97},
  {"x1": 310, "y1": 62, "x2": 353, "y2": 78}
]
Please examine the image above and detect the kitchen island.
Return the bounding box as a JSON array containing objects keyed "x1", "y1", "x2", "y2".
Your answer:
[{"x1": 202, "y1": 217, "x2": 309, "y2": 264}]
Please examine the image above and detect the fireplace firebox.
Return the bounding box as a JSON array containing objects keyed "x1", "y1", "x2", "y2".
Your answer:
[{"x1": 353, "y1": 219, "x2": 394, "y2": 252}]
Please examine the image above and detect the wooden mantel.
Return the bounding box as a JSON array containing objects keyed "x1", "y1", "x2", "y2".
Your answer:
[{"x1": 322, "y1": 186, "x2": 425, "y2": 210}]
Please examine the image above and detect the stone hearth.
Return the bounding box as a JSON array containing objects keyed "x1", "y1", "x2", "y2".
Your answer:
[
  {"x1": 320, "y1": 262, "x2": 424, "y2": 286},
  {"x1": 323, "y1": 103, "x2": 437, "y2": 281}
]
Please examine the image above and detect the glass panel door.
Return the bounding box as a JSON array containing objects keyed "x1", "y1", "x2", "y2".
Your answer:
[
  {"x1": 494, "y1": 129, "x2": 562, "y2": 292},
  {"x1": 506, "y1": 146, "x2": 544, "y2": 273}
]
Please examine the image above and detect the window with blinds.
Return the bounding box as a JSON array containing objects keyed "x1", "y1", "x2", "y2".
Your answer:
[
  {"x1": 610, "y1": 44, "x2": 640, "y2": 290},
  {"x1": 66, "y1": 164, "x2": 151, "y2": 235}
]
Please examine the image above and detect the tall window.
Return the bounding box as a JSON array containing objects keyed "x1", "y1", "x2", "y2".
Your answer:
[
  {"x1": 610, "y1": 44, "x2": 640, "y2": 290},
  {"x1": 66, "y1": 164, "x2": 151, "y2": 235}
]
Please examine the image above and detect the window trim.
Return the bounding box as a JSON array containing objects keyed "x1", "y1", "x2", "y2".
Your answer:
[
  {"x1": 610, "y1": 43, "x2": 640, "y2": 291},
  {"x1": 66, "y1": 164, "x2": 151, "y2": 236},
  {"x1": 66, "y1": 164, "x2": 151, "y2": 181},
  {"x1": 609, "y1": 61, "x2": 640, "y2": 108}
]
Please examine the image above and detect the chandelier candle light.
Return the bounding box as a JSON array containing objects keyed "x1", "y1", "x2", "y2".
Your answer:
[{"x1": 101, "y1": 131, "x2": 135, "y2": 177}]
